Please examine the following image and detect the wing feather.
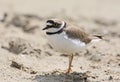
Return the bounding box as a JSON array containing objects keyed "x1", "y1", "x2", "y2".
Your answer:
[{"x1": 64, "y1": 26, "x2": 91, "y2": 44}]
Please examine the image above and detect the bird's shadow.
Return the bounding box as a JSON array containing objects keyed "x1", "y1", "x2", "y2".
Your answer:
[{"x1": 33, "y1": 71, "x2": 90, "y2": 82}]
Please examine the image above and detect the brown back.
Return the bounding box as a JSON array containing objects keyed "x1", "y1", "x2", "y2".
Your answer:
[{"x1": 64, "y1": 26, "x2": 91, "y2": 44}]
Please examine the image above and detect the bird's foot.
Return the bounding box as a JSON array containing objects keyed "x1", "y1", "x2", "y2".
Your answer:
[{"x1": 64, "y1": 68, "x2": 72, "y2": 74}]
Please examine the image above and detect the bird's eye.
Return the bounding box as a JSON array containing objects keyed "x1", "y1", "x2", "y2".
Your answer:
[{"x1": 55, "y1": 23, "x2": 57, "y2": 26}]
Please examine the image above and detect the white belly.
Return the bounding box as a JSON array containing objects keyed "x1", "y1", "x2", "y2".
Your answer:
[{"x1": 46, "y1": 32, "x2": 86, "y2": 54}]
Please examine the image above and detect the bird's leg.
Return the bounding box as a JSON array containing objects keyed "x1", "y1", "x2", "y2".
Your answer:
[{"x1": 66, "y1": 53, "x2": 74, "y2": 74}]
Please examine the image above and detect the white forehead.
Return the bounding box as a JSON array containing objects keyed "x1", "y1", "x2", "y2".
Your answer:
[{"x1": 46, "y1": 22, "x2": 53, "y2": 26}]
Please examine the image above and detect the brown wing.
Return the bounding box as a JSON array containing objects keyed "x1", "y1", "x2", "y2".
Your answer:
[{"x1": 64, "y1": 26, "x2": 91, "y2": 44}]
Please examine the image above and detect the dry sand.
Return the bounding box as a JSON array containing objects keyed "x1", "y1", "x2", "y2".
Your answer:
[{"x1": 0, "y1": 0, "x2": 120, "y2": 82}]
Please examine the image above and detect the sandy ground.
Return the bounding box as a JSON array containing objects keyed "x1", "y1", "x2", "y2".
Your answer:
[{"x1": 0, "y1": 0, "x2": 120, "y2": 82}]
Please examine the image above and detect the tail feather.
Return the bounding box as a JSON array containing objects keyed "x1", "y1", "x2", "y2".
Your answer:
[
  {"x1": 90, "y1": 35, "x2": 103, "y2": 43},
  {"x1": 93, "y1": 35, "x2": 103, "y2": 39}
]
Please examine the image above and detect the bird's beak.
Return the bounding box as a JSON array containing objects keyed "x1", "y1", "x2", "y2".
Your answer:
[{"x1": 42, "y1": 26, "x2": 48, "y2": 30}]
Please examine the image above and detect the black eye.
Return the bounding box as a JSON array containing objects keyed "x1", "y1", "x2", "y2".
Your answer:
[
  {"x1": 47, "y1": 20, "x2": 54, "y2": 24},
  {"x1": 55, "y1": 23, "x2": 58, "y2": 26}
]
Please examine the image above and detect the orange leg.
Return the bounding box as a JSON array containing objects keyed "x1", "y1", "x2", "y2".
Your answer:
[{"x1": 66, "y1": 53, "x2": 74, "y2": 74}]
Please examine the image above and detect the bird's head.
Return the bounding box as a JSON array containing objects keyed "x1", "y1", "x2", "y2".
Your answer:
[{"x1": 43, "y1": 19, "x2": 66, "y2": 34}]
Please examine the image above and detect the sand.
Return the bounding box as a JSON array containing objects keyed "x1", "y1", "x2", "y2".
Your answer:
[{"x1": 0, "y1": 0, "x2": 120, "y2": 82}]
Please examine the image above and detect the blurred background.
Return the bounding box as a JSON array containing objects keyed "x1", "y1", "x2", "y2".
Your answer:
[
  {"x1": 0, "y1": 0, "x2": 120, "y2": 19},
  {"x1": 0, "y1": 0, "x2": 120, "y2": 82}
]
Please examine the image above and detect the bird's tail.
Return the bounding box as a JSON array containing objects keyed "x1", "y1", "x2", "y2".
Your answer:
[{"x1": 90, "y1": 35, "x2": 103, "y2": 43}]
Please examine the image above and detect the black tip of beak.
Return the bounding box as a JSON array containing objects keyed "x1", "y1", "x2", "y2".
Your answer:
[{"x1": 42, "y1": 27, "x2": 47, "y2": 30}]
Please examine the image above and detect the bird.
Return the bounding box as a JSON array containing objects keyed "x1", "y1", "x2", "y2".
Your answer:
[{"x1": 42, "y1": 19, "x2": 102, "y2": 74}]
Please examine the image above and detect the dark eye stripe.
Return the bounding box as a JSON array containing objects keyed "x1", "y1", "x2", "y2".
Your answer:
[{"x1": 47, "y1": 20, "x2": 54, "y2": 24}]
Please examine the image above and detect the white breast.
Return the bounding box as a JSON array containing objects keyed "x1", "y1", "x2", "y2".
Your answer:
[{"x1": 46, "y1": 32, "x2": 86, "y2": 54}]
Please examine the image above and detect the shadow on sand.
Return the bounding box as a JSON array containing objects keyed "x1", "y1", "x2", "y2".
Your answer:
[{"x1": 33, "y1": 71, "x2": 90, "y2": 82}]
